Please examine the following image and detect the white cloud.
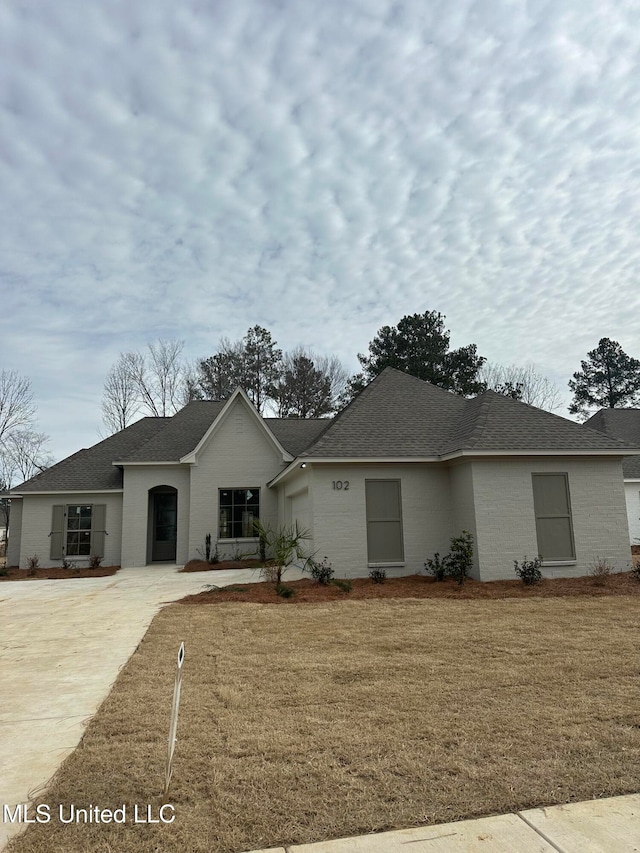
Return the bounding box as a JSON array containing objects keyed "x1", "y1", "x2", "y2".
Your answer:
[{"x1": 1, "y1": 0, "x2": 640, "y2": 457}]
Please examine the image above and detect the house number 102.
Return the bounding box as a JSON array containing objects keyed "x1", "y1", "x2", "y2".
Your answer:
[{"x1": 332, "y1": 480, "x2": 349, "y2": 490}]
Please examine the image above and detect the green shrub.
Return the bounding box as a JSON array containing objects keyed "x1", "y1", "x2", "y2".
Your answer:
[
  {"x1": 448, "y1": 531, "x2": 474, "y2": 586},
  {"x1": 514, "y1": 555, "x2": 543, "y2": 585},
  {"x1": 276, "y1": 584, "x2": 296, "y2": 598},
  {"x1": 369, "y1": 567, "x2": 386, "y2": 584},
  {"x1": 424, "y1": 552, "x2": 450, "y2": 581},
  {"x1": 425, "y1": 531, "x2": 474, "y2": 585},
  {"x1": 308, "y1": 556, "x2": 334, "y2": 585},
  {"x1": 332, "y1": 578, "x2": 352, "y2": 593}
]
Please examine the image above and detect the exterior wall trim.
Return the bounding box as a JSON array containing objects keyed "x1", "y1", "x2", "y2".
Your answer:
[{"x1": 9, "y1": 490, "x2": 124, "y2": 496}]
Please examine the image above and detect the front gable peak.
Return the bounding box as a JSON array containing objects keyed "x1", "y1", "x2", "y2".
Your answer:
[{"x1": 180, "y1": 388, "x2": 293, "y2": 464}]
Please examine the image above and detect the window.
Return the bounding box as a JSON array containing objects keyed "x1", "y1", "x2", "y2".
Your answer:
[
  {"x1": 219, "y1": 488, "x2": 260, "y2": 539},
  {"x1": 50, "y1": 504, "x2": 106, "y2": 560},
  {"x1": 66, "y1": 505, "x2": 93, "y2": 556},
  {"x1": 365, "y1": 479, "x2": 404, "y2": 563},
  {"x1": 532, "y1": 473, "x2": 575, "y2": 561}
]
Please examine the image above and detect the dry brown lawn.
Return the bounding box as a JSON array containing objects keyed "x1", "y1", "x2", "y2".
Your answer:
[{"x1": 8, "y1": 596, "x2": 640, "y2": 853}]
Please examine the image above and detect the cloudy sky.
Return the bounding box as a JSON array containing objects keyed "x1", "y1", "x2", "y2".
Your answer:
[{"x1": 1, "y1": 0, "x2": 640, "y2": 462}]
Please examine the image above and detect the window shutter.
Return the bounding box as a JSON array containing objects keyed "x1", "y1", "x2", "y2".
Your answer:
[
  {"x1": 91, "y1": 504, "x2": 107, "y2": 558},
  {"x1": 50, "y1": 505, "x2": 64, "y2": 559},
  {"x1": 365, "y1": 480, "x2": 404, "y2": 562}
]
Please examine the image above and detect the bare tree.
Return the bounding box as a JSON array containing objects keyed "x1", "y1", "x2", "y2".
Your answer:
[
  {"x1": 481, "y1": 363, "x2": 563, "y2": 412},
  {"x1": 0, "y1": 369, "x2": 36, "y2": 447},
  {"x1": 1, "y1": 430, "x2": 52, "y2": 485},
  {"x1": 0, "y1": 372, "x2": 51, "y2": 544},
  {"x1": 102, "y1": 355, "x2": 140, "y2": 433},
  {"x1": 101, "y1": 340, "x2": 188, "y2": 434}
]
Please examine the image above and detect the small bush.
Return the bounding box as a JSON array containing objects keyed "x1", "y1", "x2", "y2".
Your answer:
[
  {"x1": 308, "y1": 556, "x2": 334, "y2": 585},
  {"x1": 448, "y1": 531, "x2": 474, "y2": 586},
  {"x1": 89, "y1": 553, "x2": 103, "y2": 568},
  {"x1": 332, "y1": 578, "x2": 352, "y2": 593},
  {"x1": 61, "y1": 556, "x2": 76, "y2": 570},
  {"x1": 276, "y1": 584, "x2": 296, "y2": 598},
  {"x1": 210, "y1": 544, "x2": 220, "y2": 564},
  {"x1": 424, "y1": 552, "x2": 450, "y2": 582},
  {"x1": 25, "y1": 554, "x2": 40, "y2": 574},
  {"x1": 588, "y1": 556, "x2": 613, "y2": 585},
  {"x1": 514, "y1": 555, "x2": 543, "y2": 585},
  {"x1": 369, "y1": 567, "x2": 386, "y2": 584},
  {"x1": 631, "y1": 561, "x2": 640, "y2": 582},
  {"x1": 0, "y1": 567, "x2": 8, "y2": 577}
]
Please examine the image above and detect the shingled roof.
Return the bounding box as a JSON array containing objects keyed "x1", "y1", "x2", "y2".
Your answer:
[
  {"x1": 12, "y1": 403, "x2": 328, "y2": 493},
  {"x1": 14, "y1": 417, "x2": 169, "y2": 492},
  {"x1": 13, "y1": 373, "x2": 637, "y2": 495},
  {"x1": 300, "y1": 368, "x2": 636, "y2": 459},
  {"x1": 585, "y1": 409, "x2": 640, "y2": 477}
]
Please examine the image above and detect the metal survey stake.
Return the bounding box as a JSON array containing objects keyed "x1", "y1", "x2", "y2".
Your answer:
[{"x1": 164, "y1": 642, "x2": 185, "y2": 796}]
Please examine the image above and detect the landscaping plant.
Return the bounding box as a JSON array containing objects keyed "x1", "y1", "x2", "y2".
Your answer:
[
  {"x1": 254, "y1": 520, "x2": 312, "y2": 585},
  {"x1": 447, "y1": 531, "x2": 474, "y2": 585},
  {"x1": 424, "y1": 551, "x2": 450, "y2": 581},
  {"x1": 425, "y1": 531, "x2": 474, "y2": 585},
  {"x1": 588, "y1": 556, "x2": 613, "y2": 586},
  {"x1": 514, "y1": 555, "x2": 543, "y2": 585},
  {"x1": 307, "y1": 556, "x2": 334, "y2": 585},
  {"x1": 369, "y1": 567, "x2": 386, "y2": 584}
]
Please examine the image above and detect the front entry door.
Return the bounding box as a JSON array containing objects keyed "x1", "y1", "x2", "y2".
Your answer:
[{"x1": 152, "y1": 491, "x2": 177, "y2": 562}]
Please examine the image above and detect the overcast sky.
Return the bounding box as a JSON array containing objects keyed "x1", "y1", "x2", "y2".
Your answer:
[{"x1": 1, "y1": 0, "x2": 640, "y2": 462}]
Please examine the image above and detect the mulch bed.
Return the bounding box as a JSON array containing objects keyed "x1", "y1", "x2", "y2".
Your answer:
[
  {"x1": 181, "y1": 558, "x2": 264, "y2": 572},
  {"x1": 0, "y1": 566, "x2": 120, "y2": 581},
  {"x1": 180, "y1": 570, "x2": 640, "y2": 605}
]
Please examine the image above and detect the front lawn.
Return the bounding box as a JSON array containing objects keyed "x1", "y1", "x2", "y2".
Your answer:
[{"x1": 8, "y1": 595, "x2": 640, "y2": 853}]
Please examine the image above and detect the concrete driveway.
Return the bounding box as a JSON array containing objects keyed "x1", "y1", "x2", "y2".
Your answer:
[{"x1": 0, "y1": 564, "x2": 277, "y2": 850}]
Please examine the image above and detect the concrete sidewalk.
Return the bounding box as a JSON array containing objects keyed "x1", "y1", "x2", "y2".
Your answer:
[
  {"x1": 0, "y1": 563, "x2": 287, "y2": 850},
  {"x1": 243, "y1": 794, "x2": 640, "y2": 852}
]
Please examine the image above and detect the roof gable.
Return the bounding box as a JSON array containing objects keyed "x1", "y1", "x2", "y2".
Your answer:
[{"x1": 181, "y1": 389, "x2": 292, "y2": 464}]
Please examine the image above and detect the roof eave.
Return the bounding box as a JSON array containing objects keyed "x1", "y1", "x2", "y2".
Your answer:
[{"x1": 8, "y1": 489, "x2": 124, "y2": 496}]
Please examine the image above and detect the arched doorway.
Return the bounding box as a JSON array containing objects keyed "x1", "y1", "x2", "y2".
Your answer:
[{"x1": 148, "y1": 486, "x2": 177, "y2": 562}]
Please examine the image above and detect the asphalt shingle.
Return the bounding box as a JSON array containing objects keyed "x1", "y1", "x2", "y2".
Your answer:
[
  {"x1": 302, "y1": 368, "x2": 636, "y2": 458},
  {"x1": 14, "y1": 372, "x2": 637, "y2": 495},
  {"x1": 585, "y1": 409, "x2": 640, "y2": 477}
]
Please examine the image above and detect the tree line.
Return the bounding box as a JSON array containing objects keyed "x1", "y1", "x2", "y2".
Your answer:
[
  {"x1": 2, "y1": 312, "x2": 640, "y2": 501},
  {"x1": 100, "y1": 311, "x2": 569, "y2": 435}
]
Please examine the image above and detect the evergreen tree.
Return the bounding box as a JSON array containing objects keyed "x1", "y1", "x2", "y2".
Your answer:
[{"x1": 569, "y1": 338, "x2": 640, "y2": 419}]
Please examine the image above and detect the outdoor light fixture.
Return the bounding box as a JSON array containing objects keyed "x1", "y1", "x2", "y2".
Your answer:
[{"x1": 300, "y1": 463, "x2": 307, "y2": 468}]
